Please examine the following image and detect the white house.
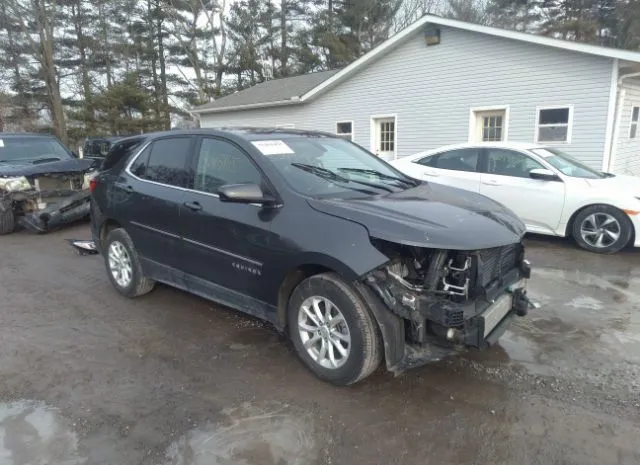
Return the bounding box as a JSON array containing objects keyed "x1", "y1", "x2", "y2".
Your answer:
[{"x1": 192, "y1": 15, "x2": 640, "y2": 176}]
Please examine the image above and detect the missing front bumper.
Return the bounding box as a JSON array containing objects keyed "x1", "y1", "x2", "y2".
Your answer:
[
  {"x1": 18, "y1": 190, "x2": 91, "y2": 233},
  {"x1": 359, "y1": 265, "x2": 536, "y2": 374}
]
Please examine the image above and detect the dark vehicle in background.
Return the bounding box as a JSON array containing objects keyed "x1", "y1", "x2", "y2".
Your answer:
[
  {"x1": 82, "y1": 136, "x2": 127, "y2": 169},
  {"x1": 90, "y1": 128, "x2": 535, "y2": 386},
  {"x1": 0, "y1": 133, "x2": 95, "y2": 234}
]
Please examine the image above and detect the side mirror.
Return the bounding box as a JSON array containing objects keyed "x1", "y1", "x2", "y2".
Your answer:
[
  {"x1": 218, "y1": 183, "x2": 276, "y2": 206},
  {"x1": 529, "y1": 168, "x2": 560, "y2": 181}
]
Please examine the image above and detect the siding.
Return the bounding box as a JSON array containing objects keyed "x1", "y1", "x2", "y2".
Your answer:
[
  {"x1": 612, "y1": 80, "x2": 640, "y2": 175},
  {"x1": 200, "y1": 26, "x2": 615, "y2": 168},
  {"x1": 199, "y1": 105, "x2": 306, "y2": 128}
]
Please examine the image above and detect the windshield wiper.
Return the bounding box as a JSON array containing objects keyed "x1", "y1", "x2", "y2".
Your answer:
[
  {"x1": 290, "y1": 163, "x2": 392, "y2": 194},
  {"x1": 291, "y1": 163, "x2": 350, "y2": 182},
  {"x1": 337, "y1": 167, "x2": 417, "y2": 186}
]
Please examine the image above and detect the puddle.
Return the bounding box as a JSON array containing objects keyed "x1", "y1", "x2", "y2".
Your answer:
[
  {"x1": 161, "y1": 402, "x2": 320, "y2": 465},
  {"x1": 495, "y1": 267, "x2": 640, "y2": 376},
  {"x1": 0, "y1": 400, "x2": 86, "y2": 465}
]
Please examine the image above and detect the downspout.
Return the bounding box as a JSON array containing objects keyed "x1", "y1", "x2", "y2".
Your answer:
[{"x1": 605, "y1": 66, "x2": 640, "y2": 173}]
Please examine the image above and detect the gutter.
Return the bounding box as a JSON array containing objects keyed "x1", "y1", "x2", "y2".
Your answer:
[
  {"x1": 190, "y1": 98, "x2": 301, "y2": 115},
  {"x1": 605, "y1": 68, "x2": 640, "y2": 172}
]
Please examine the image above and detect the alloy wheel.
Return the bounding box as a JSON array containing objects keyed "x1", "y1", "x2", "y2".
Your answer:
[
  {"x1": 108, "y1": 240, "x2": 133, "y2": 287},
  {"x1": 580, "y1": 213, "x2": 621, "y2": 249},
  {"x1": 297, "y1": 296, "x2": 351, "y2": 369}
]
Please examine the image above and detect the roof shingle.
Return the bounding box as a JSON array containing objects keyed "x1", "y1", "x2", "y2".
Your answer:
[{"x1": 192, "y1": 69, "x2": 340, "y2": 113}]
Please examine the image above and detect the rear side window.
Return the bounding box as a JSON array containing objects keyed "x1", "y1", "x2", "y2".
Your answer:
[
  {"x1": 129, "y1": 146, "x2": 150, "y2": 177},
  {"x1": 418, "y1": 149, "x2": 479, "y2": 172},
  {"x1": 415, "y1": 155, "x2": 437, "y2": 167},
  {"x1": 101, "y1": 138, "x2": 144, "y2": 171},
  {"x1": 143, "y1": 137, "x2": 192, "y2": 187}
]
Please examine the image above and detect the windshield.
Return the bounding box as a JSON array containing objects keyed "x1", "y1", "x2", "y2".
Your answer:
[
  {"x1": 531, "y1": 147, "x2": 607, "y2": 179},
  {"x1": 0, "y1": 137, "x2": 72, "y2": 162},
  {"x1": 255, "y1": 136, "x2": 417, "y2": 197}
]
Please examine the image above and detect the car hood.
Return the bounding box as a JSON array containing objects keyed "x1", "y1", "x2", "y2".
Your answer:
[
  {"x1": 307, "y1": 182, "x2": 526, "y2": 250},
  {"x1": 0, "y1": 158, "x2": 94, "y2": 177}
]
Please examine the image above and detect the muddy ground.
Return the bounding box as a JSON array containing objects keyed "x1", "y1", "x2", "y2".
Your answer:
[{"x1": 0, "y1": 223, "x2": 638, "y2": 465}]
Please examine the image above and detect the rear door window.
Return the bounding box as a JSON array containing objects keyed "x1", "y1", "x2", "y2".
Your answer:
[{"x1": 430, "y1": 149, "x2": 480, "y2": 172}]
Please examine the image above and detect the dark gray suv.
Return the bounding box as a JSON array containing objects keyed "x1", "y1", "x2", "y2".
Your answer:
[{"x1": 90, "y1": 128, "x2": 534, "y2": 386}]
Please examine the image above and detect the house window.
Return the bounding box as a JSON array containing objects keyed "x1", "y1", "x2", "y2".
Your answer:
[
  {"x1": 470, "y1": 108, "x2": 508, "y2": 142},
  {"x1": 336, "y1": 121, "x2": 353, "y2": 141},
  {"x1": 371, "y1": 115, "x2": 397, "y2": 159},
  {"x1": 379, "y1": 121, "x2": 395, "y2": 152},
  {"x1": 630, "y1": 107, "x2": 639, "y2": 139},
  {"x1": 482, "y1": 115, "x2": 504, "y2": 141},
  {"x1": 536, "y1": 106, "x2": 573, "y2": 143}
]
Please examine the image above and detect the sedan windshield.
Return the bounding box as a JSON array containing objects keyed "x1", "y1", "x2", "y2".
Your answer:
[
  {"x1": 256, "y1": 136, "x2": 418, "y2": 197},
  {"x1": 531, "y1": 147, "x2": 607, "y2": 179},
  {"x1": 0, "y1": 137, "x2": 72, "y2": 162}
]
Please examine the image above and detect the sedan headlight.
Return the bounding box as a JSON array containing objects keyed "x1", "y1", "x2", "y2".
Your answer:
[{"x1": 0, "y1": 176, "x2": 31, "y2": 192}]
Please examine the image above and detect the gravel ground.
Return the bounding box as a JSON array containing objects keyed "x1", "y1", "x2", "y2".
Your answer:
[{"x1": 0, "y1": 222, "x2": 638, "y2": 465}]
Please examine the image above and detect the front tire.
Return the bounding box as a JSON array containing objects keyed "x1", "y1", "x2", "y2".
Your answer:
[
  {"x1": 103, "y1": 228, "x2": 155, "y2": 297},
  {"x1": 572, "y1": 205, "x2": 633, "y2": 254},
  {"x1": 287, "y1": 272, "x2": 382, "y2": 386}
]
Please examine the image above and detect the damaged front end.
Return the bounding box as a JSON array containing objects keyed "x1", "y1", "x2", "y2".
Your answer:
[
  {"x1": 0, "y1": 170, "x2": 94, "y2": 234},
  {"x1": 361, "y1": 239, "x2": 535, "y2": 374}
]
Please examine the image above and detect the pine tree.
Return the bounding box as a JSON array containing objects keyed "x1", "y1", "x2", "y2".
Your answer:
[{"x1": 226, "y1": 0, "x2": 271, "y2": 88}]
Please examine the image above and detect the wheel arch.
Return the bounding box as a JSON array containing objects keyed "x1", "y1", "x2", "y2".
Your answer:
[
  {"x1": 99, "y1": 218, "x2": 123, "y2": 248},
  {"x1": 275, "y1": 256, "x2": 402, "y2": 371},
  {"x1": 275, "y1": 253, "x2": 364, "y2": 332},
  {"x1": 565, "y1": 203, "x2": 635, "y2": 239}
]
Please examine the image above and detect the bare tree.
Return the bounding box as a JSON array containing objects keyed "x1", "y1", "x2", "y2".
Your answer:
[
  {"x1": 394, "y1": 0, "x2": 444, "y2": 32},
  {"x1": 5, "y1": 0, "x2": 68, "y2": 143},
  {"x1": 200, "y1": 0, "x2": 228, "y2": 95},
  {"x1": 444, "y1": 0, "x2": 491, "y2": 24}
]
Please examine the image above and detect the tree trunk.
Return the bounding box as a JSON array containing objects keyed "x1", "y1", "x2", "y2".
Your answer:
[
  {"x1": 280, "y1": 0, "x2": 287, "y2": 76},
  {"x1": 72, "y1": 0, "x2": 94, "y2": 134},
  {"x1": 148, "y1": 0, "x2": 161, "y2": 127},
  {"x1": 155, "y1": 7, "x2": 170, "y2": 129},
  {"x1": 34, "y1": 0, "x2": 67, "y2": 143},
  {"x1": 97, "y1": 2, "x2": 112, "y2": 88}
]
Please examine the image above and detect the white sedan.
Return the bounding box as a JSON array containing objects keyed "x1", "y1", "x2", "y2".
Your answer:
[{"x1": 389, "y1": 142, "x2": 640, "y2": 254}]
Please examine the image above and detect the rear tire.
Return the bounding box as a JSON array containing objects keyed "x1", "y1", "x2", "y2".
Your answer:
[
  {"x1": 572, "y1": 205, "x2": 632, "y2": 254},
  {"x1": 0, "y1": 206, "x2": 15, "y2": 235},
  {"x1": 287, "y1": 272, "x2": 382, "y2": 386},
  {"x1": 103, "y1": 228, "x2": 155, "y2": 297}
]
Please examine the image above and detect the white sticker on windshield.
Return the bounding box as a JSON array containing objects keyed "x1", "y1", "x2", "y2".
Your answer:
[
  {"x1": 251, "y1": 140, "x2": 294, "y2": 155},
  {"x1": 0, "y1": 139, "x2": 4, "y2": 147}
]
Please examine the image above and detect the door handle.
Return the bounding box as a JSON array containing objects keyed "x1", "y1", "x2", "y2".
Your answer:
[
  {"x1": 423, "y1": 170, "x2": 439, "y2": 177},
  {"x1": 482, "y1": 179, "x2": 501, "y2": 186},
  {"x1": 183, "y1": 201, "x2": 202, "y2": 212}
]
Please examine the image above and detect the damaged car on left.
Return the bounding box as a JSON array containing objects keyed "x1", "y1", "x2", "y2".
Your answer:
[{"x1": 0, "y1": 133, "x2": 97, "y2": 234}]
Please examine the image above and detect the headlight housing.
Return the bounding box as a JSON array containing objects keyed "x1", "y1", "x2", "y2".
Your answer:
[{"x1": 0, "y1": 176, "x2": 31, "y2": 192}]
